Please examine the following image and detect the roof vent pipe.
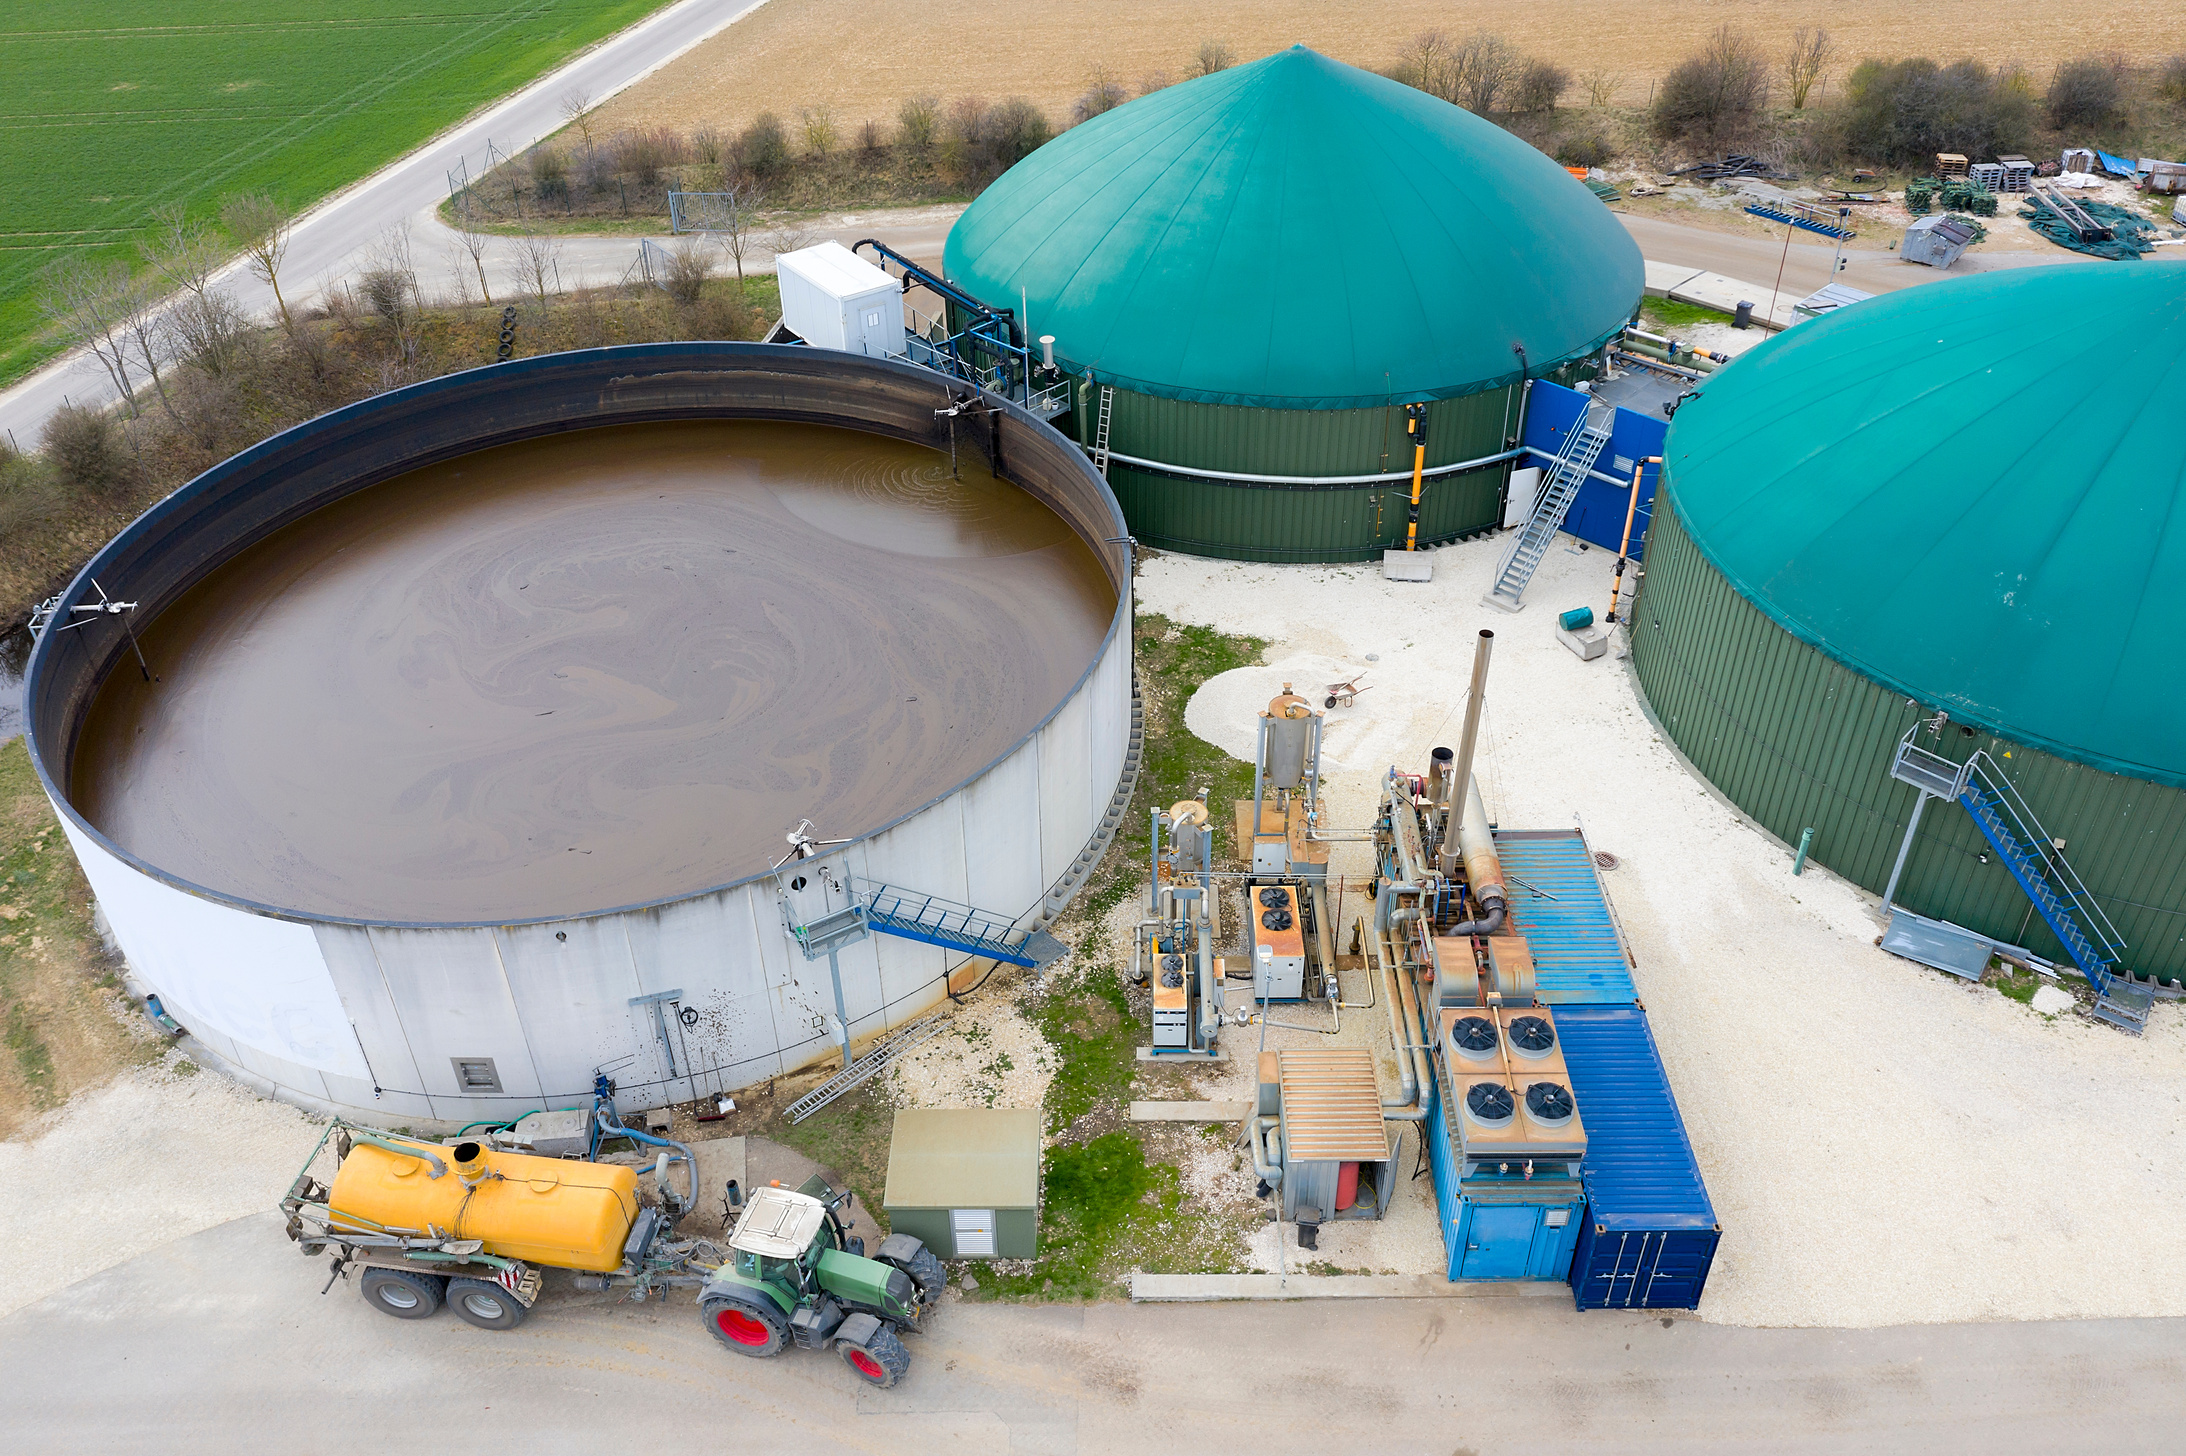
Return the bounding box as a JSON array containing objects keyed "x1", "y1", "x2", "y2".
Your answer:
[
  {"x1": 1427, "y1": 746, "x2": 1454, "y2": 807},
  {"x1": 1440, "y1": 631, "x2": 1494, "y2": 875}
]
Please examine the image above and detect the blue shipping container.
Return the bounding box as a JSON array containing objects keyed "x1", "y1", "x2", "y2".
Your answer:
[
  {"x1": 1556, "y1": 1005, "x2": 1720, "y2": 1310},
  {"x1": 1494, "y1": 830, "x2": 1637, "y2": 1004},
  {"x1": 1424, "y1": 1053, "x2": 1583, "y2": 1283}
]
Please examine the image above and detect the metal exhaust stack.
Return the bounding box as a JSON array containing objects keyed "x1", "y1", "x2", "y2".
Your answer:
[
  {"x1": 1441, "y1": 631, "x2": 1494, "y2": 875},
  {"x1": 1443, "y1": 631, "x2": 1507, "y2": 934}
]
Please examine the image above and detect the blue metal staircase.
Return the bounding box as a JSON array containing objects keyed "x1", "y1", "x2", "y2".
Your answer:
[
  {"x1": 1886, "y1": 732, "x2": 2146, "y2": 1032},
  {"x1": 852, "y1": 880, "x2": 1065, "y2": 969},
  {"x1": 1954, "y1": 754, "x2": 2145, "y2": 1033},
  {"x1": 1487, "y1": 412, "x2": 1611, "y2": 610}
]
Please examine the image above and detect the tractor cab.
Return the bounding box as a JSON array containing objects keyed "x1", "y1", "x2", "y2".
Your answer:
[{"x1": 726, "y1": 1184, "x2": 838, "y2": 1292}]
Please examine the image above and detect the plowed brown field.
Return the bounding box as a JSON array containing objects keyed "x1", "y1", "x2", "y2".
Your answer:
[{"x1": 597, "y1": 0, "x2": 2171, "y2": 136}]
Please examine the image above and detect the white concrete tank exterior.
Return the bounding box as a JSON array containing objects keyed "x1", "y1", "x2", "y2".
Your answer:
[{"x1": 25, "y1": 345, "x2": 1136, "y2": 1127}]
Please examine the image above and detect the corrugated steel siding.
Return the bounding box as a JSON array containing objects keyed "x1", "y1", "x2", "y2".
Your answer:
[
  {"x1": 1630, "y1": 498, "x2": 2186, "y2": 985},
  {"x1": 1556, "y1": 1006, "x2": 1718, "y2": 1311},
  {"x1": 1494, "y1": 830, "x2": 1638, "y2": 1003},
  {"x1": 1075, "y1": 383, "x2": 1513, "y2": 562}
]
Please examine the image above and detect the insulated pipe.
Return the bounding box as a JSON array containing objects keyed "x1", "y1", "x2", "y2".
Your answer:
[
  {"x1": 1248, "y1": 1115, "x2": 1284, "y2": 1188},
  {"x1": 1376, "y1": 933, "x2": 1419, "y2": 1111},
  {"x1": 1195, "y1": 893, "x2": 1219, "y2": 1050},
  {"x1": 1392, "y1": 934, "x2": 1436, "y2": 1110},
  {"x1": 1447, "y1": 774, "x2": 1508, "y2": 936}
]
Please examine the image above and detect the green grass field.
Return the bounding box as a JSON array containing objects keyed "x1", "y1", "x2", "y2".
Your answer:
[{"x1": 0, "y1": 0, "x2": 671, "y2": 387}]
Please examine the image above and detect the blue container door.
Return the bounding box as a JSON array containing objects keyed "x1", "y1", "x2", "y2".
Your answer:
[
  {"x1": 1460, "y1": 1206, "x2": 1538, "y2": 1279},
  {"x1": 1572, "y1": 1226, "x2": 1720, "y2": 1310}
]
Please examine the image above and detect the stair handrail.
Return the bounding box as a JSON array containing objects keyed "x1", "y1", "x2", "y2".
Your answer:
[
  {"x1": 853, "y1": 877, "x2": 1024, "y2": 947},
  {"x1": 1492, "y1": 412, "x2": 1602, "y2": 587},
  {"x1": 1960, "y1": 752, "x2": 2127, "y2": 964}
]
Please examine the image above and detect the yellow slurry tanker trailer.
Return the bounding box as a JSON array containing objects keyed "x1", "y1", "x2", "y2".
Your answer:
[{"x1": 280, "y1": 1079, "x2": 945, "y2": 1388}]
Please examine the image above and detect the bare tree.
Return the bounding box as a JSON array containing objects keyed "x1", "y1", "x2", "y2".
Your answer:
[
  {"x1": 662, "y1": 238, "x2": 715, "y2": 305},
  {"x1": 897, "y1": 96, "x2": 939, "y2": 153},
  {"x1": 1138, "y1": 70, "x2": 1174, "y2": 97},
  {"x1": 801, "y1": 106, "x2": 838, "y2": 158},
  {"x1": 720, "y1": 180, "x2": 763, "y2": 284},
  {"x1": 560, "y1": 86, "x2": 596, "y2": 150},
  {"x1": 1785, "y1": 27, "x2": 1835, "y2": 110},
  {"x1": 453, "y1": 212, "x2": 496, "y2": 303},
  {"x1": 139, "y1": 202, "x2": 223, "y2": 304},
  {"x1": 219, "y1": 191, "x2": 294, "y2": 332},
  {"x1": 1075, "y1": 65, "x2": 1128, "y2": 121},
  {"x1": 1392, "y1": 30, "x2": 1459, "y2": 102},
  {"x1": 360, "y1": 223, "x2": 425, "y2": 370},
  {"x1": 1652, "y1": 25, "x2": 1772, "y2": 152},
  {"x1": 1581, "y1": 68, "x2": 1622, "y2": 107},
  {"x1": 1191, "y1": 40, "x2": 1236, "y2": 76},
  {"x1": 515, "y1": 227, "x2": 564, "y2": 313},
  {"x1": 1449, "y1": 33, "x2": 1521, "y2": 113},
  {"x1": 37, "y1": 256, "x2": 136, "y2": 411},
  {"x1": 763, "y1": 220, "x2": 820, "y2": 262},
  {"x1": 116, "y1": 280, "x2": 181, "y2": 425}
]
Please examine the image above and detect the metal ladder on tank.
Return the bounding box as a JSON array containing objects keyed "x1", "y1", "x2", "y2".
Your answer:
[
  {"x1": 1485, "y1": 409, "x2": 1610, "y2": 611},
  {"x1": 1887, "y1": 732, "x2": 2147, "y2": 1033},
  {"x1": 1091, "y1": 384, "x2": 1115, "y2": 479}
]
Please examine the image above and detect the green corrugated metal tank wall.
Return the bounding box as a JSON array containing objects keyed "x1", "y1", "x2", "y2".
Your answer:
[
  {"x1": 944, "y1": 46, "x2": 1643, "y2": 563},
  {"x1": 1630, "y1": 265, "x2": 2186, "y2": 985}
]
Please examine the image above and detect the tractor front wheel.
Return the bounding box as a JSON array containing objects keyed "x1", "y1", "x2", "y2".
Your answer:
[
  {"x1": 702, "y1": 1296, "x2": 788, "y2": 1357},
  {"x1": 837, "y1": 1324, "x2": 911, "y2": 1388}
]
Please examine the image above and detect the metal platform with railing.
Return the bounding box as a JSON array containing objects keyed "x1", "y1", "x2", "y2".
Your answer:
[{"x1": 1885, "y1": 728, "x2": 2148, "y2": 1033}]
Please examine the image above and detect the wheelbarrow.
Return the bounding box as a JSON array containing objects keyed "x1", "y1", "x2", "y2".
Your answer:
[{"x1": 1324, "y1": 677, "x2": 1370, "y2": 710}]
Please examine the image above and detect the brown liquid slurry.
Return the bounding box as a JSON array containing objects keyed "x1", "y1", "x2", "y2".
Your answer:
[{"x1": 72, "y1": 421, "x2": 1114, "y2": 922}]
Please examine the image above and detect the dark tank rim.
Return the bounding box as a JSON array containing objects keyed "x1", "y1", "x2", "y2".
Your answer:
[{"x1": 25, "y1": 342, "x2": 1131, "y2": 929}]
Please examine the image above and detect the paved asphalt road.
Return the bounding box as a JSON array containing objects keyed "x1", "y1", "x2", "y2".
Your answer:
[
  {"x1": 0, "y1": 0, "x2": 770, "y2": 442},
  {"x1": 4, "y1": 1212, "x2": 2180, "y2": 1454}
]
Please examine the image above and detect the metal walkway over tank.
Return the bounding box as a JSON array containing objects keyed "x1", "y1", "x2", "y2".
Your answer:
[{"x1": 1887, "y1": 730, "x2": 2148, "y2": 1033}]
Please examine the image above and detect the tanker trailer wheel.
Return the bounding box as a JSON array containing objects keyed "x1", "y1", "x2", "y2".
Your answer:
[
  {"x1": 360, "y1": 1268, "x2": 445, "y2": 1321},
  {"x1": 702, "y1": 1295, "x2": 788, "y2": 1357},
  {"x1": 447, "y1": 1278, "x2": 529, "y2": 1331},
  {"x1": 837, "y1": 1324, "x2": 911, "y2": 1389}
]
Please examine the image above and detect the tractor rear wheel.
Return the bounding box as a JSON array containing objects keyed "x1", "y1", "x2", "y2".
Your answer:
[
  {"x1": 360, "y1": 1268, "x2": 445, "y2": 1321},
  {"x1": 876, "y1": 1236, "x2": 947, "y2": 1303},
  {"x1": 702, "y1": 1295, "x2": 788, "y2": 1357},
  {"x1": 837, "y1": 1324, "x2": 911, "y2": 1389},
  {"x1": 447, "y1": 1278, "x2": 529, "y2": 1331}
]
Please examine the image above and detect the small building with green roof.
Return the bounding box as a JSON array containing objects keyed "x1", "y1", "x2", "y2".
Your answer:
[
  {"x1": 943, "y1": 45, "x2": 1644, "y2": 562},
  {"x1": 1630, "y1": 262, "x2": 2186, "y2": 990}
]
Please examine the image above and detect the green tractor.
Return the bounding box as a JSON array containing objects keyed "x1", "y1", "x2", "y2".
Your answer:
[{"x1": 700, "y1": 1176, "x2": 946, "y2": 1388}]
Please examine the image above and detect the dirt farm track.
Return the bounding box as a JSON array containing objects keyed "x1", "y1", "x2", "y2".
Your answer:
[{"x1": 600, "y1": 0, "x2": 2178, "y2": 135}]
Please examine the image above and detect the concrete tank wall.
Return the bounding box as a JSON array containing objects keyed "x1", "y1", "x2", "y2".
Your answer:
[{"x1": 27, "y1": 344, "x2": 1135, "y2": 1125}]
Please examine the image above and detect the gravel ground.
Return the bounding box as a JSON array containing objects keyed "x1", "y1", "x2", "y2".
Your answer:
[
  {"x1": 886, "y1": 996, "x2": 1057, "y2": 1111},
  {"x1": 1141, "y1": 535, "x2": 2186, "y2": 1329},
  {"x1": 0, "y1": 1052, "x2": 327, "y2": 1319}
]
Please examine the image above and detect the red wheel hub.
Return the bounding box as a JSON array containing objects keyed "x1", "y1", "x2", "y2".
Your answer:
[
  {"x1": 715, "y1": 1307, "x2": 770, "y2": 1346},
  {"x1": 847, "y1": 1347, "x2": 884, "y2": 1378}
]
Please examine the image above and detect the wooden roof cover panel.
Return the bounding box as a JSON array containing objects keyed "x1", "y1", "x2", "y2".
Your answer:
[{"x1": 1278, "y1": 1047, "x2": 1390, "y2": 1162}]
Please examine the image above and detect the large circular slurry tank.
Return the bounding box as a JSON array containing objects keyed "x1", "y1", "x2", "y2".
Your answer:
[{"x1": 26, "y1": 345, "x2": 1136, "y2": 1124}]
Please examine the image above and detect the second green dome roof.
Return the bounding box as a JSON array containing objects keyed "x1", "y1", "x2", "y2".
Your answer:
[
  {"x1": 942, "y1": 47, "x2": 1643, "y2": 410},
  {"x1": 1663, "y1": 262, "x2": 2186, "y2": 786}
]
